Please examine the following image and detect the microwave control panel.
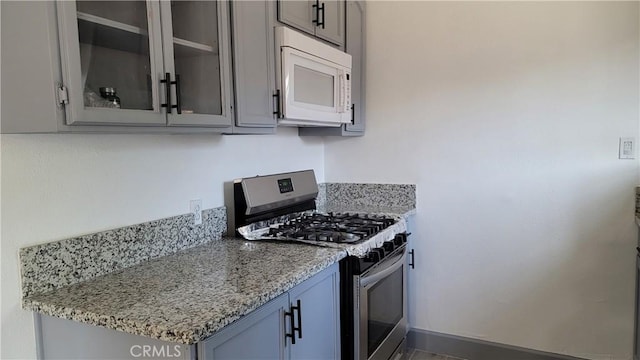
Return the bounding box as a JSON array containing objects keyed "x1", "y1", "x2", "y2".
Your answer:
[{"x1": 343, "y1": 71, "x2": 351, "y2": 113}]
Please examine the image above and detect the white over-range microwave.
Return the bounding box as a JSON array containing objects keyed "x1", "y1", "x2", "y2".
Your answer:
[{"x1": 275, "y1": 27, "x2": 352, "y2": 127}]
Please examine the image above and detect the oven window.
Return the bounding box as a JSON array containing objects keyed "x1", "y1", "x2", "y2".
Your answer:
[{"x1": 367, "y1": 266, "x2": 403, "y2": 357}]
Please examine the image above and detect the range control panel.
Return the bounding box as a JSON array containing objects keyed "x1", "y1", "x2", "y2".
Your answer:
[{"x1": 278, "y1": 178, "x2": 294, "y2": 194}]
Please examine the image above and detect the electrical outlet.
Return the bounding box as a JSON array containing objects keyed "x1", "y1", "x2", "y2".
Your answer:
[
  {"x1": 190, "y1": 199, "x2": 202, "y2": 225},
  {"x1": 619, "y1": 137, "x2": 635, "y2": 159}
]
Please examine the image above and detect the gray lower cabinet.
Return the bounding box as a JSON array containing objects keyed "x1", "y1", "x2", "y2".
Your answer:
[
  {"x1": 33, "y1": 263, "x2": 340, "y2": 360},
  {"x1": 199, "y1": 293, "x2": 288, "y2": 359},
  {"x1": 299, "y1": 0, "x2": 366, "y2": 137},
  {"x1": 277, "y1": 0, "x2": 345, "y2": 47},
  {"x1": 288, "y1": 263, "x2": 341, "y2": 359},
  {"x1": 201, "y1": 263, "x2": 341, "y2": 359},
  {"x1": 36, "y1": 314, "x2": 195, "y2": 360}
]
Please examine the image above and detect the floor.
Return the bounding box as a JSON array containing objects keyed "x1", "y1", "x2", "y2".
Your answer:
[{"x1": 407, "y1": 349, "x2": 468, "y2": 360}]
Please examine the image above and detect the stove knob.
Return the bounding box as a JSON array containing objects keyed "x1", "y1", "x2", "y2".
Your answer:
[
  {"x1": 371, "y1": 247, "x2": 385, "y2": 261},
  {"x1": 364, "y1": 251, "x2": 379, "y2": 262},
  {"x1": 383, "y1": 241, "x2": 395, "y2": 252},
  {"x1": 367, "y1": 250, "x2": 380, "y2": 262},
  {"x1": 393, "y1": 233, "x2": 406, "y2": 246}
]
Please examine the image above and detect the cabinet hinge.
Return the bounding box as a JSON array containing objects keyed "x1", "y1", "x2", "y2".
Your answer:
[{"x1": 57, "y1": 85, "x2": 69, "y2": 106}]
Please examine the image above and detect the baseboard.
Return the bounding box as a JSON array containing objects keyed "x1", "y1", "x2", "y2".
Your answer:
[{"x1": 407, "y1": 329, "x2": 587, "y2": 360}]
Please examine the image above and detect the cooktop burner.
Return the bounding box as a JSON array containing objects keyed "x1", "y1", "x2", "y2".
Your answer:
[
  {"x1": 237, "y1": 211, "x2": 397, "y2": 245},
  {"x1": 233, "y1": 170, "x2": 399, "y2": 247},
  {"x1": 265, "y1": 212, "x2": 396, "y2": 243}
]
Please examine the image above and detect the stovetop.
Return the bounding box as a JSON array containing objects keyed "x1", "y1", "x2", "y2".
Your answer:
[
  {"x1": 237, "y1": 211, "x2": 398, "y2": 246},
  {"x1": 267, "y1": 212, "x2": 396, "y2": 243},
  {"x1": 233, "y1": 170, "x2": 406, "y2": 254}
]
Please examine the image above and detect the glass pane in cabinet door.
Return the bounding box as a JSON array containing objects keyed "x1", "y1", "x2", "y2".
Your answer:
[
  {"x1": 76, "y1": 1, "x2": 154, "y2": 110},
  {"x1": 170, "y1": 1, "x2": 222, "y2": 115}
]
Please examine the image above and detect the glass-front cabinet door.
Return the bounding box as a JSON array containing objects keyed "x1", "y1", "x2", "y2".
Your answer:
[
  {"x1": 58, "y1": 1, "x2": 165, "y2": 125},
  {"x1": 160, "y1": 1, "x2": 233, "y2": 127},
  {"x1": 57, "y1": 1, "x2": 232, "y2": 128}
]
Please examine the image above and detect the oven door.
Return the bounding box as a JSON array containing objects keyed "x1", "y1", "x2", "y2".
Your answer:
[{"x1": 357, "y1": 249, "x2": 408, "y2": 360}]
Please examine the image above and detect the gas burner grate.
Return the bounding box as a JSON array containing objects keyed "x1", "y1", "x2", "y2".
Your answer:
[{"x1": 257, "y1": 212, "x2": 397, "y2": 244}]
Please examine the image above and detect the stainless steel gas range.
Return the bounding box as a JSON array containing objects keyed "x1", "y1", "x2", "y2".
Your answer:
[{"x1": 233, "y1": 169, "x2": 410, "y2": 360}]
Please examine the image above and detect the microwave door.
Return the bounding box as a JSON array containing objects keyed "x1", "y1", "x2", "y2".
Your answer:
[{"x1": 280, "y1": 48, "x2": 350, "y2": 125}]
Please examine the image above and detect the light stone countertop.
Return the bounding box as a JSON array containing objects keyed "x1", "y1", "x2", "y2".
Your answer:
[
  {"x1": 324, "y1": 204, "x2": 416, "y2": 218},
  {"x1": 23, "y1": 206, "x2": 415, "y2": 345},
  {"x1": 24, "y1": 238, "x2": 346, "y2": 344}
]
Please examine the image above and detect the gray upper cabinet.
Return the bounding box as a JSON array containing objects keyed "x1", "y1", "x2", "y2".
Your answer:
[
  {"x1": 1, "y1": 1, "x2": 67, "y2": 134},
  {"x1": 160, "y1": 1, "x2": 234, "y2": 128},
  {"x1": 344, "y1": 0, "x2": 365, "y2": 133},
  {"x1": 315, "y1": 0, "x2": 346, "y2": 47},
  {"x1": 1, "y1": 1, "x2": 235, "y2": 133},
  {"x1": 299, "y1": 0, "x2": 365, "y2": 137},
  {"x1": 228, "y1": 1, "x2": 277, "y2": 133},
  {"x1": 58, "y1": 1, "x2": 166, "y2": 126},
  {"x1": 277, "y1": 0, "x2": 345, "y2": 47},
  {"x1": 277, "y1": 0, "x2": 316, "y2": 36},
  {"x1": 57, "y1": 0, "x2": 233, "y2": 128}
]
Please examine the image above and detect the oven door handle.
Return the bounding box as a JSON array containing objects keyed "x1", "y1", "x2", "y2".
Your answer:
[{"x1": 361, "y1": 251, "x2": 406, "y2": 288}]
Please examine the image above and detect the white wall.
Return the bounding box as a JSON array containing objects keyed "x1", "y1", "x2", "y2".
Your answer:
[
  {"x1": 324, "y1": 2, "x2": 639, "y2": 360},
  {"x1": 2, "y1": 2, "x2": 639, "y2": 360},
  {"x1": 0, "y1": 130, "x2": 324, "y2": 359}
]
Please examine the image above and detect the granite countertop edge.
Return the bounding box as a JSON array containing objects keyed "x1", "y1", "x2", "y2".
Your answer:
[
  {"x1": 23, "y1": 247, "x2": 347, "y2": 344},
  {"x1": 23, "y1": 206, "x2": 415, "y2": 344}
]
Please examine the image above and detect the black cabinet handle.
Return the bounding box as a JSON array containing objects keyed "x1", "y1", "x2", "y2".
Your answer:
[
  {"x1": 273, "y1": 90, "x2": 281, "y2": 118},
  {"x1": 160, "y1": 72, "x2": 171, "y2": 112},
  {"x1": 637, "y1": 247, "x2": 640, "y2": 254},
  {"x1": 319, "y1": 2, "x2": 325, "y2": 29},
  {"x1": 351, "y1": 104, "x2": 355, "y2": 125},
  {"x1": 294, "y1": 299, "x2": 302, "y2": 339},
  {"x1": 312, "y1": 0, "x2": 320, "y2": 26},
  {"x1": 284, "y1": 306, "x2": 296, "y2": 345},
  {"x1": 173, "y1": 74, "x2": 181, "y2": 114},
  {"x1": 409, "y1": 249, "x2": 415, "y2": 269},
  {"x1": 161, "y1": 73, "x2": 181, "y2": 114},
  {"x1": 312, "y1": 0, "x2": 324, "y2": 28}
]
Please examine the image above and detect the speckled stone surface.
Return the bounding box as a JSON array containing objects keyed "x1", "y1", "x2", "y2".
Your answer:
[
  {"x1": 319, "y1": 182, "x2": 416, "y2": 257},
  {"x1": 20, "y1": 207, "x2": 227, "y2": 298},
  {"x1": 23, "y1": 239, "x2": 345, "y2": 344},
  {"x1": 316, "y1": 183, "x2": 328, "y2": 212},
  {"x1": 322, "y1": 183, "x2": 416, "y2": 211},
  {"x1": 21, "y1": 183, "x2": 417, "y2": 345}
]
